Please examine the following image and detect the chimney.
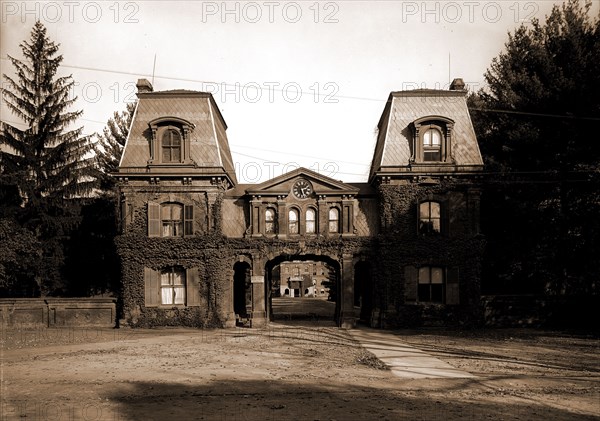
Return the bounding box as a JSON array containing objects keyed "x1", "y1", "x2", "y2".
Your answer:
[
  {"x1": 136, "y1": 78, "x2": 153, "y2": 95},
  {"x1": 449, "y1": 78, "x2": 465, "y2": 91}
]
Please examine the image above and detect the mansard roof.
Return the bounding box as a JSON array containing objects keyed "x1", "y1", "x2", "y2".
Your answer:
[
  {"x1": 117, "y1": 89, "x2": 237, "y2": 184},
  {"x1": 369, "y1": 88, "x2": 483, "y2": 181},
  {"x1": 244, "y1": 167, "x2": 360, "y2": 196}
]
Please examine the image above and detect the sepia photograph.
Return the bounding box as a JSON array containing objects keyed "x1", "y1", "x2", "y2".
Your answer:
[{"x1": 1, "y1": 1, "x2": 599, "y2": 419}]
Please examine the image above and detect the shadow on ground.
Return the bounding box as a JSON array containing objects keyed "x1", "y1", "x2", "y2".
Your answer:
[{"x1": 108, "y1": 379, "x2": 597, "y2": 421}]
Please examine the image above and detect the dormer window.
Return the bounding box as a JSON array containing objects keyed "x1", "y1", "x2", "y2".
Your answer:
[
  {"x1": 162, "y1": 128, "x2": 182, "y2": 163},
  {"x1": 148, "y1": 116, "x2": 194, "y2": 165},
  {"x1": 423, "y1": 128, "x2": 442, "y2": 162},
  {"x1": 412, "y1": 116, "x2": 454, "y2": 163}
]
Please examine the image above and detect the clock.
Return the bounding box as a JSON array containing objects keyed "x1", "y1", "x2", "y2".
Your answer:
[{"x1": 292, "y1": 179, "x2": 313, "y2": 199}]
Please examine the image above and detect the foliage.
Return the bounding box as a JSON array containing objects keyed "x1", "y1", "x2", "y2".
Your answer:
[
  {"x1": 1, "y1": 21, "x2": 98, "y2": 207},
  {"x1": 95, "y1": 101, "x2": 136, "y2": 190},
  {"x1": 469, "y1": 0, "x2": 600, "y2": 295},
  {"x1": 0, "y1": 22, "x2": 100, "y2": 296},
  {"x1": 0, "y1": 218, "x2": 41, "y2": 296}
]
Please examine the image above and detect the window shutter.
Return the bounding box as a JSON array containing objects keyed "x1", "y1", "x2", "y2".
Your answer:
[
  {"x1": 404, "y1": 265, "x2": 418, "y2": 302},
  {"x1": 184, "y1": 204, "x2": 194, "y2": 236},
  {"x1": 442, "y1": 200, "x2": 450, "y2": 237},
  {"x1": 148, "y1": 202, "x2": 160, "y2": 237},
  {"x1": 186, "y1": 267, "x2": 202, "y2": 306},
  {"x1": 144, "y1": 267, "x2": 160, "y2": 307},
  {"x1": 446, "y1": 267, "x2": 460, "y2": 305}
]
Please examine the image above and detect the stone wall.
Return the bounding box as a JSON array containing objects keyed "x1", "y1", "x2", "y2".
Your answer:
[{"x1": 0, "y1": 298, "x2": 117, "y2": 328}]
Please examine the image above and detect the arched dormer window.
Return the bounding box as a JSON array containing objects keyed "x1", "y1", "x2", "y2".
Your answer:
[
  {"x1": 288, "y1": 208, "x2": 299, "y2": 234},
  {"x1": 305, "y1": 208, "x2": 316, "y2": 234},
  {"x1": 162, "y1": 128, "x2": 182, "y2": 163},
  {"x1": 412, "y1": 116, "x2": 454, "y2": 163},
  {"x1": 148, "y1": 116, "x2": 194, "y2": 165},
  {"x1": 423, "y1": 128, "x2": 442, "y2": 162}
]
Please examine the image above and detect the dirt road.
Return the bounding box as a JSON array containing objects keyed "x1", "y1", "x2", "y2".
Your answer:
[{"x1": 1, "y1": 324, "x2": 598, "y2": 420}]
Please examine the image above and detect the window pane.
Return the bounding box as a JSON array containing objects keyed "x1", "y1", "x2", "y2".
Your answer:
[
  {"x1": 306, "y1": 209, "x2": 315, "y2": 221},
  {"x1": 162, "y1": 148, "x2": 170, "y2": 162},
  {"x1": 431, "y1": 284, "x2": 444, "y2": 303},
  {"x1": 418, "y1": 267, "x2": 430, "y2": 284},
  {"x1": 306, "y1": 221, "x2": 315, "y2": 234},
  {"x1": 430, "y1": 202, "x2": 440, "y2": 218},
  {"x1": 265, "y1": 222, "x2": 274, "y2": 234},
  {"x1": 162, "y1": 288, "x2": 173, "y2": 304},
  {"x1": 171, "y1": 205, "x2": 182, "y2": 220},
  {"x1": 432, "y1": 219, "x2": 441, "y2": 232},
  {"x1": 419, "y1": 202, "x2": 430, "y2": 218},
  {"x1": 161, "y1": 205, "x2": 171, "y2": 220},
  {"x1": 173, "y1": 271, "x2": 183, "y2": 285},
  {"x1": 173, "y1": 287, "x2": 185, "y2": 304},
  {"x1": 289, "y1": 221, "x2": 298, "y2": 234},
  {"x1": 430, "y1": 130, "x2": 441, "y2": 146},
  {"x1": 418, "y1": 284, "x2": 430, "y2": 302},
  {"x1": 329, "y1": 221, "x2": 338, "y2": 233},
  {"x1": 162, "y1": 223, "x2": 172, "y2": 237},
  {"x1": 288, "y1": 209, "x2": 298, "y2": 222},
  {"x1": 161, "y1": 273, "x2": 170, "y2": 285},
  {"x1": 431, "y1": 267, "x2": 443, "y2": 284},
  {"x1": 171, "y1": 132, "x2": 181, "y2": 146},
  {"x1": 329, "y1": 208, "x2": 338, "y2": 220},
  {"x1": 266, "y1": 209, "x2": 274, "y2": 221}
]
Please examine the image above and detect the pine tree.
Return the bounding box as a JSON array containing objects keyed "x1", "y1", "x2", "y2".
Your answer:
[
  {"x1": 0, "y1": 21, "x2": 98, "y2": 296},
  {"x1": 1, "y1": 21, "x2": 98, "y2": 210},
  {"x1": 95, "y1": 101, "x2": 136, "y2": 190}
]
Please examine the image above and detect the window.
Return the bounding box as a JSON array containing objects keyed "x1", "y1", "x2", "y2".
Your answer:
[
  {"x1": 328, "y1": 208, "x2": 339, "y2": 233},
  {"x1": 161, "y1": 203, "x2": 183, "y2": 237},
  {"x1": 265, "y1": 208, "x2": 277, "y2": 234},
  {"x1": 162, "y1": 128, "x2": 182, "y2": 163},
  {"x1": 423, "y1": 128, "x2": 442, "y2": 161},
  {"x1": 306, "y1": 208, "x2": 316, "y2": 234},
  {"x1": 419, "y1": 201, "x2": 441, "y2": 234},
  {"x1": 161, "y1": 267, "x2": 186, "y2": 305},
  {"x1": 418, "y1": 266, "x2": 445, "y2": 303},
  {"x1": 148, "y1": 202, "x2": 194, "y2": 238},
  {"x1": 288, "y1": 208, "x2": 299, "y2": 234}
]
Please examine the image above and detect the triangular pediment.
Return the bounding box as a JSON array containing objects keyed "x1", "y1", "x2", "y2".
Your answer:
[{"x1": 246, "y1": 167, "x2": 359, "y2": 196}]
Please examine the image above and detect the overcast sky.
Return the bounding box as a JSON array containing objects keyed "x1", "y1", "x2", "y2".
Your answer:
[{"x1": 2, "y1": 1, "x2": 596, "y2": 183}]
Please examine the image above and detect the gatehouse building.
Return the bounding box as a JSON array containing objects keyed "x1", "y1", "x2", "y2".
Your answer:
[{"x1": 115, "y1": 78, "x2": 484, "y2": 328}]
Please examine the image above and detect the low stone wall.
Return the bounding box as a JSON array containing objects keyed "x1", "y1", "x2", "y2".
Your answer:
[{"x1": 0, "y1": 298, "x2": 117, "y2": 328}]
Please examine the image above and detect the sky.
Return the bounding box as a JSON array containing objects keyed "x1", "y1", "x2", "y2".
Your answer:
[{"x1": 2, "y1": 1, "x2": 598, "y2": 183}]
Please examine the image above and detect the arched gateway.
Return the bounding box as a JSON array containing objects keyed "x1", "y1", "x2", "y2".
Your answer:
[{"x1": 115, "y1": 78, "x2": 485, "y2": 329}]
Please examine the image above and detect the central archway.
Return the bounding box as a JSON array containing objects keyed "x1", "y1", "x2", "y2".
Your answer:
[{"x1": 264, "y1": 254, "x2": 341, "y2": 324}]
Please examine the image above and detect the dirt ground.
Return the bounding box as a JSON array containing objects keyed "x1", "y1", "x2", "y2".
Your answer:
[{"x1": 1, "y1": 322, "x2": 598, "y2": 421}]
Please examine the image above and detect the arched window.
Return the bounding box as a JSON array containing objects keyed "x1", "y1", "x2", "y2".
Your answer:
[
  {"x1": 328, "y1": 208, "x2": 339, "y2": 233},
  {"x1": 161, "y1": 267, "x2": 186, "y2": 305},
  {"x1": 419, "y1": 201, "x2": 441, "y2": 234},
  {"x1": 306, "y1": 208, "x2": 316, "y2": 234},
  {"x1": 162, "y1": 128, "x2": 182, "y2": 163},
  {"x1": 161, "y1": 203, "x2": 183, "y2": 237},
  {"x1": 423, "y1": 128, "x2": 442, "y2": 161},
  {"x1": 288, "y1": 208, "x2": 299, "y2": 234},
  {"x1": 265, "y1": 208, "x2": 277, "y2": 234}
]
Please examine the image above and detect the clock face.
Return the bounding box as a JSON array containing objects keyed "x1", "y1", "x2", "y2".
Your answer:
[{"x1": 292, "y1": 179, "x2": 313, "y2": 199}]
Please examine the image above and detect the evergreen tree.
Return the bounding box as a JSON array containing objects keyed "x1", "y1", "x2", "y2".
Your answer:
[
  {"x1": 469, "y1": 0, "x2": 600, "y2": 297},
  {"x1": 1, "y1": 21, "x2": 98, "y2": 210},
  {"x1": 0, "y1": 21, "x2": 98, "y2": 295},
  {"x1": 95, "y1": 101, "x2": 136, "y2": 190}
]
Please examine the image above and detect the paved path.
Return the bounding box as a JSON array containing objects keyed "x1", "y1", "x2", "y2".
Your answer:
[{"x1": 349, "y1": 327, "x2": 476, "y2": 379}]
